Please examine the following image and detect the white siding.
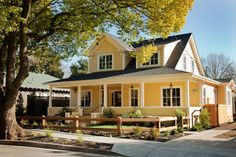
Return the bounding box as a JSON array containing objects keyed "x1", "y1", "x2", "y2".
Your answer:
[
  {"x1": 175, "y1": 42, "x2": 200, "y2": 75},
  {"x1": 202, "y1": 84, "x2": 216, "y2": 104},
  {"x1": 163, "y1": 41, "x2": 179, "y2": 65}
]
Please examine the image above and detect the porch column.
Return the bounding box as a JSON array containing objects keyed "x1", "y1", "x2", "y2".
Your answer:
[
  {"x1": 103, "y1": 84, "x2": 108, "y2": 108},
  {"x1": 186, "y1": 80, "x2": 190, "y2": 107},
  {"x1": 49, "y1": 87, "x2": 52, "y2": 107},
  {"x1": 141, "y1": 82, "x2": 145, "y2": 107},
  {"x1": 77, "y1": 85, "x2": 81, "y2": 107}
]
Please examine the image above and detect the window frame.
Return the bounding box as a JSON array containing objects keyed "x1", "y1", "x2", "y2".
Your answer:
[
  {"x1": 129, "y1": 88, "x2": 139, "y2": 107},
  {"x1": 183, "y1": 55, "x2": 187, "y2": 70},
  {"x1": 191, "y1": 60, "x2": 195, "y2": 72},
  {"x1": 161, "y1": 86, "x2": 182, "y2": 107},
  {"x1": 81, "y1": 90, "x2": 92, "y2": 108},
  {"x1": 97, "y1": 53, "x2": 113, "y2": 71},
  {"x1": 141, "y1": 51, "x2": 160, "y2": 67}
]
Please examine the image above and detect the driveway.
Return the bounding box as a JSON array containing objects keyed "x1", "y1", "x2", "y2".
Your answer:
[{"x1": 0, "y1": 145, "x2": 123, "y2": 157}]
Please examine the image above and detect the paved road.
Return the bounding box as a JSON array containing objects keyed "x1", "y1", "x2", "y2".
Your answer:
[{"x1": 0, "y1": 145, "x2": 123, "y2": 157}]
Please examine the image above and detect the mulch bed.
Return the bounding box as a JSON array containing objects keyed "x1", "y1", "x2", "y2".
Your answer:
[
  {"x1": 215, "y1": 129, "x2": 236, "y2": 139},
  {"x1": 18, "y1": 131, "x2": 113, "y2": 151}
]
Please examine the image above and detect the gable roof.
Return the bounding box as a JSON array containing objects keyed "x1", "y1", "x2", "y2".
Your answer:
[
  {"x1": 214, "y1": 78, "x2": 233, "y2": 83},
  {"x1": 21, "y1": 72, "x2": 59, "y2": 90}
]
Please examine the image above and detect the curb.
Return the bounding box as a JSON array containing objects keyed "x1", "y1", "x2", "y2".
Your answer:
[{"x1": 0, "y1": 140, "x2": 119, "y2": 156}]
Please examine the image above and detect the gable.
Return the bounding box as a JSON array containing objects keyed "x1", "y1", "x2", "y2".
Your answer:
[{"x1": 174, "y1": 35, "x2": 205, "y2": 76}]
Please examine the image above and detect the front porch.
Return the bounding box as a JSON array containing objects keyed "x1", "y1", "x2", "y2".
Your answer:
[{"x1": 48, "y1": 80, "x2": 193, "y2": 118}]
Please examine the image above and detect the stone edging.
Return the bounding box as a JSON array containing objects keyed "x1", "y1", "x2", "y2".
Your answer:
[{"x1": 0, "y1": 140, "x2": 118, "y2": 155}]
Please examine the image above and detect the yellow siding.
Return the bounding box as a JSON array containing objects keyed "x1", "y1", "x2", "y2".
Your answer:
[
  {"x1": 218, "y1": 85, "x2": 226, "y2": 104},
  {"x1": 144, "y1": 81, "x2": 186, "y2": 107},
  {"x1": 189, "y1": 81, "x2": 200, "y2": 107},
  {"x1": 110, "y1": 107, "x2": 187, "y2": 116},
  {"x1": 89, "y1": 37, "x2": 124, "y2": 73}
]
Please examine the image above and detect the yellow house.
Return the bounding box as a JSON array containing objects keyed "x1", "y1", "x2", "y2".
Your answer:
[{"x1": 46, "y1": 33, "x2": 235, "y2": 126}]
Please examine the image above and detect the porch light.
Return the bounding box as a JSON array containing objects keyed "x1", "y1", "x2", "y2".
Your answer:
[
  {"x1": 131, "y1": 84, "x2": 134, "y2": 89},
  {"x1": 74, "y1": 87, "x2": 77, "y2": 93},
  {"x1": 100, "y1": 86, "x2": 104, "y2": 91},
  {"x1": 169, "y1": 82, "x2": 173, "y2": 89}
]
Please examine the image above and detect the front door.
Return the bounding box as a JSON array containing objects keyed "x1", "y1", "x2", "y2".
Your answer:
[{"x1": 112, "y1": 91, "x2": 121, "y2": 107}]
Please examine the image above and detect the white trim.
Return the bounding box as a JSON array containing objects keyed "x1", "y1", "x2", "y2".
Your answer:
[
  {"x1": 121, "y1": 84, "x2": 124, "y2": 107},
  {"x1": 81, "y1": 90, "x2": 92, "y2": 108},
  {"x1": 129, "y1": 87, "x2": 140, "y2": 107},
  {"x1": 103, "y1": 84, "x2": 108, "y2": 107},
  {"x1": 186, "y1": 80, "x2": 190, "y2": 107},
  {"x1": 77, "y1": 85, "x2": 81, "y2": 107},
  {"x1": 49, "y1": 87, "x2": 52, "y2": 107},
  {"x1": 160, "y1": 86, "x2": 182, "y2": 107},
  {"x1": 97, "y1": 53, "x2": 114, "y2": 71},
  {"x1": 140, "y1": 82, "x2": 145, "y2": 107},
  {"x1": 122, "y1": 53, "x2": 125, "y2": 70}
]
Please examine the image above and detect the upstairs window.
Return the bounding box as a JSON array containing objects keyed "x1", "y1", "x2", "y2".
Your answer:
[
  {"x1": 142, "y1": 52, "x2": 159, "y2": 66},
  {"x1": 191, "y1": 60, "x2": 195, "y2": 72},
  {"x1": 183, "y1": 55, "x2": 187, "y2": 70},
  {"x1": 99, "y1": 54, "x2": 112, "y2": 70}
]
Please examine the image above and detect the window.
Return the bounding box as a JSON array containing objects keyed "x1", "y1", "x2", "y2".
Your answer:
[
  {"x1": 130, "y1": 89, "x2": 138, "y2": 107},
  {"x1": 163, "y1": 88, "x2": 180, "y2": 106},
  {"x1": 191, "y1": 60, "x2": 195, "y2": 72},
  {"x1": 99, "y1": 54, "x2": 112, "y2": 70},
  {"x1": 112, "y1": 91, "x2": 121, "y2": 107},
  {"x1": 227, "y1": 91, "x2": 231, "y2": 106},
  {"x1": 142, "y1": 52, "x2": 159, "y2": 66},
  {"x1": 81, "y1": 91, "x2": 91, "y2": 107},
  {"x1": 183, "y1": 56, "x2": 187, "y2": 70}
]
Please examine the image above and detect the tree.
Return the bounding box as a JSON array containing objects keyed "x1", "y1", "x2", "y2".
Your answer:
[
  {"x1": 70, "y1": 59, "x2": 88, "y2": 76},
  {"x1": 16, "y1": 93, "x2": 25, "y2": 116},
  {"x1": 0, "y1": 0, "x2": 194, "y2": 139},
  {"x1": 202, "y1": 53, "x2": 236, "y2": 79}
]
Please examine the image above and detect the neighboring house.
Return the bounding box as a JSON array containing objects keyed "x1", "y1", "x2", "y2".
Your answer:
[
  {"x1": 17, "y1": 72, "x2": 69, "y2": 116},
  {"x1": 46, "y1": 33, "x2": 235, "y2": 126}
]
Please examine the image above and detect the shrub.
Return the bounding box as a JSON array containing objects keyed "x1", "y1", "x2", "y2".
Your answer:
[
  {"x1": 58, "y1": 107, "x2": 72, "y2": 117},
  {"x1": 177, "y1": 127, "x2": 184, "y2": 133},
  {"x1": 20, "y1": 119, "x2": 29, "y2": 125},
  {"x1": 76, "y1": 130, "x2": 84, "y2": 143},
  {"x1": 200, "y1": 109, "x2": 211, "y2": 129},
  {"x1": 175, "y1": 109, "x2": 186, "y2": 127},
  {"x1": 133, "y1": 127, "x2": 143, "y2": 138},
  {"x1": 45, "y1": 129, "x2": 54, "y2": 137},
  {"x1": 16, "y1": 93, "x2": 26, "y2": 116},
  {"x1": 103, "y1": 107, "x2": 114, "y2": 118},
  {"x1": 32, "y1": 121, "x2": 39, "y2": 127},
  {"x1": 163, "y1": 131, "x2": 170, "y2": 137},
  {"x1": 150, "y1": 128, "x2": 159, "y2": 139},
  {"x1": 170, "y1": 129, "x2": 179, "y2": 135},
  {"x1": 129, "y1": 108, "x2": 144, "y2": 118},
  {"x1": 191, "y1": 123, "x2": 203, "y2": 131}
]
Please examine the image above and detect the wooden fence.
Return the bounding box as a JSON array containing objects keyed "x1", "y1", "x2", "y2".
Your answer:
[{"x1": 17, "y1": 116, "x2": 189, "y2": 135}]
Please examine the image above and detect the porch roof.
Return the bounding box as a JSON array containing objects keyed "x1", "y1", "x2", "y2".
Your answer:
[{"x1": 47, "y1": 59, "x2": 188, "y2": 84}]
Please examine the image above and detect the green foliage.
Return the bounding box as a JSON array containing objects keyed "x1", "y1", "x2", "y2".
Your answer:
[
  {"x1": 70, "y1": 59, "x2": 88, "y2": 76},
  {"x1": 150, "y1": 128, "x2": 159, "y2": 139},
  {"x1": 16, "y1": 93, "x2": 26, "y2": 116},
  {"x1": 177, "y1": 127, "x2": 184, "y2": 133},
  {"x1": 103, "y1": 108, "x2": 115, "y2": 118},
  {"x1": 58, "y1": 107, "x2": 72, "y2": 117},
  {"x1": 76, "y1": 130, "x2": 84, "y2": 143},
  {"x1": 163, "y1": 131, "x2": 170, "y2": 137},
  {"x1": 45, "y1": 129, "x2": 54, "y2": 137},
  {"x1": 191, "y1": 123, "x2": 203, "y2": 131},
  {"x1": 20, "y1": 119, "x2": 29, "y2": 126},
  {"x1": 174, "y1": 109, "x2": 186, "y2": 118},
  {"x1": 129, "y1": 109, "x2": 144, "y2": 118},
  {"x1": 200, "y1": 109, "x2": 211, "y2": 129},
  {"x1": 170, "y1": 129, "x2": 179, "y2": 135},
  {"x1": 32, "y1": 121, "x2": 39, "y2": 127},
  {"x1": 133, "y1": 127, "x2": 143, "y2": 138}
]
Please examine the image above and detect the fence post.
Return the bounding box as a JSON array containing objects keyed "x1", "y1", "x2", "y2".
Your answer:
[
  {"x1": 117, "y1": 117, "x2": 122, "y2": 136},
  {"x1": 74, "y1": 116, "x2": 79, "y2": 133},
  {"x1": 41, "y1": 115, "x2": 46, "y2": 128},
  {"x1": 155, "y1": 117, "x2": 161, "y2": 134}
]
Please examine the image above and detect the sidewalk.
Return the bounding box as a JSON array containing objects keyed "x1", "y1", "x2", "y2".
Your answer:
[{"x1": 30, "y1": 122, "x2": 236, "y2": 157}]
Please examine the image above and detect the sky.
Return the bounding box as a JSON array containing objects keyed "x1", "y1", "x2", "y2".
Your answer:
[{"x1": 62, "y1": 0, "x2": 236, "y2": 77}]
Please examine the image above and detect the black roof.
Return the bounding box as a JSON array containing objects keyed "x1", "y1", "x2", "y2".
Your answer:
[{"x1": 214, "y1": 78, "x2": 233, "y2": 83}]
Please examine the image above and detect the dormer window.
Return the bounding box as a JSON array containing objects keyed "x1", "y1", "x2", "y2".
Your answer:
[
  {"x1": 142, "y1": 52, "x2": 159, "y2": 66},
  {"x1": 98, "y1": 54, "x2": 113, "y2": 70},
  {"x1": 183, "y1": 55, "x2": 187, "y2": 70}
]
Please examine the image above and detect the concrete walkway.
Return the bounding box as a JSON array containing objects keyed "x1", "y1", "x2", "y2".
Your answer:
[{"x1": 30, "y1": 123, "x2": 236, "y2": 157}]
